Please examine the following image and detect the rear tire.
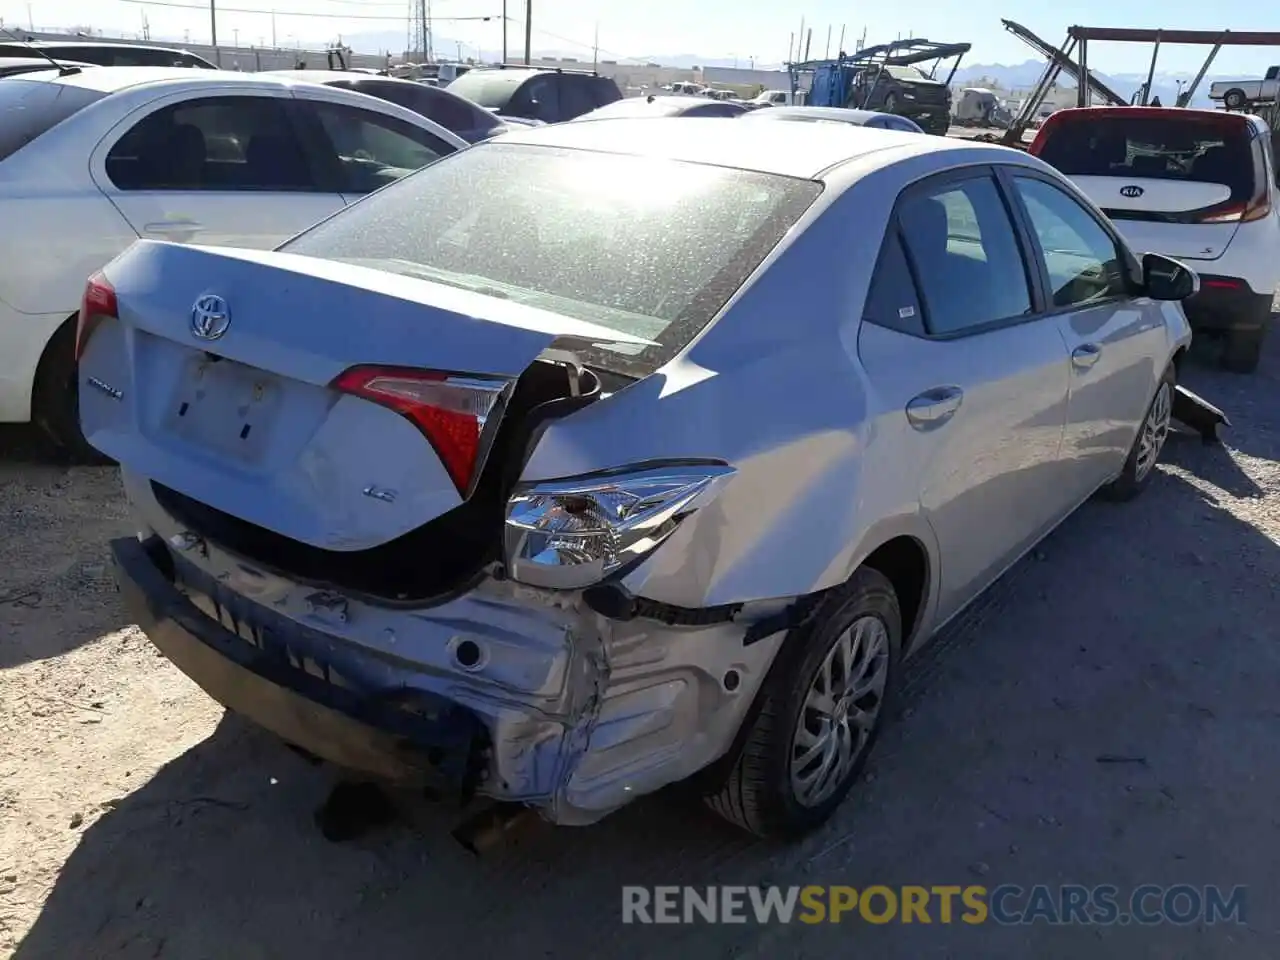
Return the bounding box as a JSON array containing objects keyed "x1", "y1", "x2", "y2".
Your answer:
[
  {"x1": 703, "y1": 568, "x2": 901, "y2": 839},
  {"x1": 883, "y1": 92, "x2": 898, "y2": 113},
  {"x1": 32, "y1": 319, "x2": 110, "y2": 465},
  {"x1": 1223, "y1": 89, "x2": 1247, "y2": 110},
  {"x1": 1221, "y1": 325, "x2": 1266, "y2": 374},
  {"x1": 1101, "y1": 364, "x2": 1175, "y2": 502}
]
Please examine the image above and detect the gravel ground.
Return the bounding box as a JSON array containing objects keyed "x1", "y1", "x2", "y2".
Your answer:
[{"x1": 1, "y1": 333, "x2": 1278, "y2": 959}]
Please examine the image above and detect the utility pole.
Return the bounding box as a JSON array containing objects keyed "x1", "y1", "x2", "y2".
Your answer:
[
  {"x1": 271, "y1": 11, "x2": 276, "y2": 47},
  {"x1": 593, "y1": 22, "x2": 598, "y2": 72},
  {"x1": 502, "y1": 0, "x2": 507, "y2": 62},
  {"x1": 824, "y1": 24, "x2": 831, "y2": 58},
  {"x1": 426, "y1": 0, "x2": 433, "y2": 60},
  {"x1": 837, "y1": 24, "x2": 845, "y2": 55},
  {"x1": 523, "y1": 0, "x2": 531, "y2": 64},
  {"x1": 209, "y1": 0, "x2": 218, "y2": 59}
]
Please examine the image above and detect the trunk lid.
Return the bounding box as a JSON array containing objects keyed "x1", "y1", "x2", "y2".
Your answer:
[
  {"x1": 1068, "y1": 174, "x2": 1241, "y2": 261},
  {"x1": 79, "y1": 240, "x2": 649, "y2": 552}
]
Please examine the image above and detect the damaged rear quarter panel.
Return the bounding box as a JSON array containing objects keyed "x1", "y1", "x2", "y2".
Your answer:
[{"x1": 518, "y1": 158, "x2": 942, "y2": 611}]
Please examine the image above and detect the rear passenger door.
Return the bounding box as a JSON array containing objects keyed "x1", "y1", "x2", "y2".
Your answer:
[
  {"x1": 1003, "y1": 169, "x2": 1166, "y2": 495},
  {"x1": 91, "y1": 90, "x2": 345, "y2": 250},
  {"x1": 856, "y1": 167, "x2": 1074, "y2": 623}
]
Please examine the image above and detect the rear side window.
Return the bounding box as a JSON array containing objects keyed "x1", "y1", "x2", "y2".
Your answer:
[
  {"x1": 356, "y1": 80, "x2": 489, "y2": 136},
  {"x1": 0, "y1": 79, "x2": 104, "y2": 162},
  {"x1": 1037, "y1": 114, "x2": 1258, "y2": 202},
  {"x1": 281, "y1": 143, "x2": 822, "y2": 378},
  {"x1": 590, "y1": 77, "x2": 623, "y2": 107},
  {"x1": 897, "y1": 175, "x2": 1034, "y2": 336},
  {"x1": 557, "y1": 77, "x2": 598, "y2": 119}
]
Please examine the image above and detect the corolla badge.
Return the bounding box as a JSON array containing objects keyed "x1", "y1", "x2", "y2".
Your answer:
[
  {"x1": 190, "y1": 294, "x2": 231, "y2": 340},
  {"x1": 1120, "y1": 185, "x2": 1145, "y2": 199}
]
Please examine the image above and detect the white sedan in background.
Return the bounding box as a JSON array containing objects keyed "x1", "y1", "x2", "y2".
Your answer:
[{"x1": 0, "y1": 66, "x2": 465, "y2": 458}]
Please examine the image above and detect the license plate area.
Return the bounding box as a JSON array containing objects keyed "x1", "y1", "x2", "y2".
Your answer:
[{"x1": 164, "y1": 354, "x2": 281, "y2": 463}]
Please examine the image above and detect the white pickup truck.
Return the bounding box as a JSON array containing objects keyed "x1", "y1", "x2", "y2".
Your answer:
[{"x1": 1210, "y1": 66, "x2": 1280, "y2": 110}]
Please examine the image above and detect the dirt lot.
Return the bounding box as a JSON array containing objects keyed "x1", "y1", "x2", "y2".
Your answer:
[{"x1": 2, "y1": 335, "x2": 1278, "y2": 959}]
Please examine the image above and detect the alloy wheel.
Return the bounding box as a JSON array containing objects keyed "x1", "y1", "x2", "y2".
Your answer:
[
  {"x1": 789, "y1": 615, "x2": 890, "y2": 807},
  {"x1": 1134, "y1": 381, "x2": 1173, "y2": 482}
]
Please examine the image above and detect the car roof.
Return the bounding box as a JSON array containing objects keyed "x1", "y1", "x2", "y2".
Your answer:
[
  {"x1": 267, "y1": 69, "x2": 413, "y2": 85},
  {"x1": 6, "y1": 66, "x2": 308, "y2": 95},
  {"x1": 496, "y1": 116, "x2": 992, "y2": 179},
  {"x1": 746, "y1": 106, "x2": 896, "y2": 125}
]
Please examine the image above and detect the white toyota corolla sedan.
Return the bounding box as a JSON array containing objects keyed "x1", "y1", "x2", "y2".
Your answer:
[{"x1": 81, "y1": 118, "x2": 1195, "y2": 840}]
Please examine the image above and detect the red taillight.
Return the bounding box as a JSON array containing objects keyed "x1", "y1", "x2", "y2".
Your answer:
[
  {"x1": 1202, "y1": 278, "x2": 1243, "y2": 289},
  {"x1": 332, "y1": 365, "x2": 513, "y2": 497},
  {"x1": 1193, "y1": 197, "x2": 1271, "y2": 224},
  {"x1": 76, "y1": 272, "x2": 117, "y2": 361}
]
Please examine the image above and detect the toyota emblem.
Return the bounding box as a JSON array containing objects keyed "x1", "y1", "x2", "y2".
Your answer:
[
  {"x1": 190, "y1": 294, "x2": 230, "y2": 341},
  {"x1": 1119, "y1": 185, "x2": 1145, "y2": 199}
]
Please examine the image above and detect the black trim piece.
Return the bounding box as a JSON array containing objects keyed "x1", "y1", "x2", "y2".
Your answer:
[
  {"x1": 582, "y1": 583, "x2": 742, "y2": 627},
  {"x1": 741, "y1": 594, "x2": 823, "y2": 648}
]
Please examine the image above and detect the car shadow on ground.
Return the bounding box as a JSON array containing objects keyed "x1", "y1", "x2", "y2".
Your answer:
[{"x1": 14, "y1": 460, "x2": 1280, "y2": 959}]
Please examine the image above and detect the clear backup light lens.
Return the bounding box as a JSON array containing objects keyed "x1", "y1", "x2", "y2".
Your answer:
[{"x1": 504, "y1": 463, "x2": 736, "y2": 590}]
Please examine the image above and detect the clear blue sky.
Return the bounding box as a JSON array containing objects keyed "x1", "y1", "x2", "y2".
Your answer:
[{"x1": 4, "y1": 0, "x2": 1280, "y2": 74}]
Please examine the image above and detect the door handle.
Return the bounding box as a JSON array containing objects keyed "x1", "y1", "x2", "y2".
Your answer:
[
  {"x1": 905, "y1": 386, "x2": 964, "y2": 429},
  {"x1": 143, "y1": 220, "x2": 204, "y2": 239},
  {"x1": 1071, "y1": 343, "x2": 1102, "y2": 369}
]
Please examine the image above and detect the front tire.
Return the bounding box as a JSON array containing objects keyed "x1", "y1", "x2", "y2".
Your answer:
[
  {"x1": 1101, "y1": 365, "x2": 1174, "y2": 502},
  {"x1": 704, "y1": 568, "x2": 902, "y2": 839}
]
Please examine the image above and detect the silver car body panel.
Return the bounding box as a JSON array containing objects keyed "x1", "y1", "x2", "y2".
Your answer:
[{"x1": 91, "y1": 119, "x2": 1193, "y2": 824}]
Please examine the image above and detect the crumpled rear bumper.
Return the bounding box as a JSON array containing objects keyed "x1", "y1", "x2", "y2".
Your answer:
[
  {"x1": 109, "y1": 522, "x2": 788, "y2": 826},
  {"x1": 110, "y1": 535, "x2": 489, "y2": 795}
]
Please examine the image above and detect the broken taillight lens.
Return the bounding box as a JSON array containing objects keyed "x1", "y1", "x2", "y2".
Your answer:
[
  {"x1": 504, "y1": 464, "x2": 736, "y2": 590},
  {"x1": 75, "y1": 272, "x2": 117, "y2": 361},
  {"x1": 331, "y1": 365, "x2": 513, "y2": 497}
]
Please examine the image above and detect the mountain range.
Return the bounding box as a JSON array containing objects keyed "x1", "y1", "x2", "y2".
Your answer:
[{"x1": 335, "y1": 31, "x2": 1244, "y2": 106}]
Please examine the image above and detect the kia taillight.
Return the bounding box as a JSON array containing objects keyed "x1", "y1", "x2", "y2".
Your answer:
[
  {"x1": 331, "y1": 365, "x2": 514, "y2": 497},
  {"x1": 1195, "y1": 197, "x2": 1272, "y2": 224},
  {"x1": 76, "y1": 272, "x2": 117, "y2": 361}
]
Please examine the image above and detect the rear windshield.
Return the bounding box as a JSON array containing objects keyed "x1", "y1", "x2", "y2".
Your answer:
[
  {"x1": 281, "y1": 143, "x2": 822, "y2": 378},
  {"x1": 0, "y1": 78, "x2": 105, "y2": 162},
  {"x1": 443, "y1": 71, "x2": 523, "y2": 109},
  {"x1": 0, "y1": 44, "x2": 214, "y2": 68},
  {"x1": 1037, "y1": 114, "x2": 1257, "y2": 200}
]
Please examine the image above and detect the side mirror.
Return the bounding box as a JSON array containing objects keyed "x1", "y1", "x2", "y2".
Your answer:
[{"x1": 1142, "y1": 252, "x2": 1199, "y2": 301}]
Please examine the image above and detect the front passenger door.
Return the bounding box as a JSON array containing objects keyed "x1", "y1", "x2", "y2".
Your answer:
[
  {"x1": 292, "y1": 100, "x2": 456, "y2": 199},
  {"x1": 1006, "y1": 172, "x2": 1165, "y2": 496},
  {"x1": 856, "y1": 169, "x2": 1073, "y2": 623}
]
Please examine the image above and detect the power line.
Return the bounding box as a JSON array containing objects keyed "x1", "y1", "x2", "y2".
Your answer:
[{"x1": 116, "y1": 0, "x2": 497, "y2": 22}]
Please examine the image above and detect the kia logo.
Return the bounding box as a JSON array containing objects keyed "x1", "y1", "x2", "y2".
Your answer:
[{"x1": 1120, "y1": 185, "x2": 1145, "y2": 198}]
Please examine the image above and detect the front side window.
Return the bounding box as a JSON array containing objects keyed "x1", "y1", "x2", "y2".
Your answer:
[
  {"x1": 105, "y1": 95, "x2": 314, "y2": 191},
  {"x1": 305, "y1": 101, "x2": 451, "y2": 194},
  {"x1": 897, "y1": 175, "x2": 1033, "y2": 336},
  {"x1": 1012, "y1": 176, "x2": 1129, "y2": 308},
  {"x1": 281, "y1": 143, "x2": 822, "y2": 377}
]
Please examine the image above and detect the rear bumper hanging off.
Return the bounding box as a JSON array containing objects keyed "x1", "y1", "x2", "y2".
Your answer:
[{"x1": 110, "y1": 535, "x2": 490, "y2": 797}]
